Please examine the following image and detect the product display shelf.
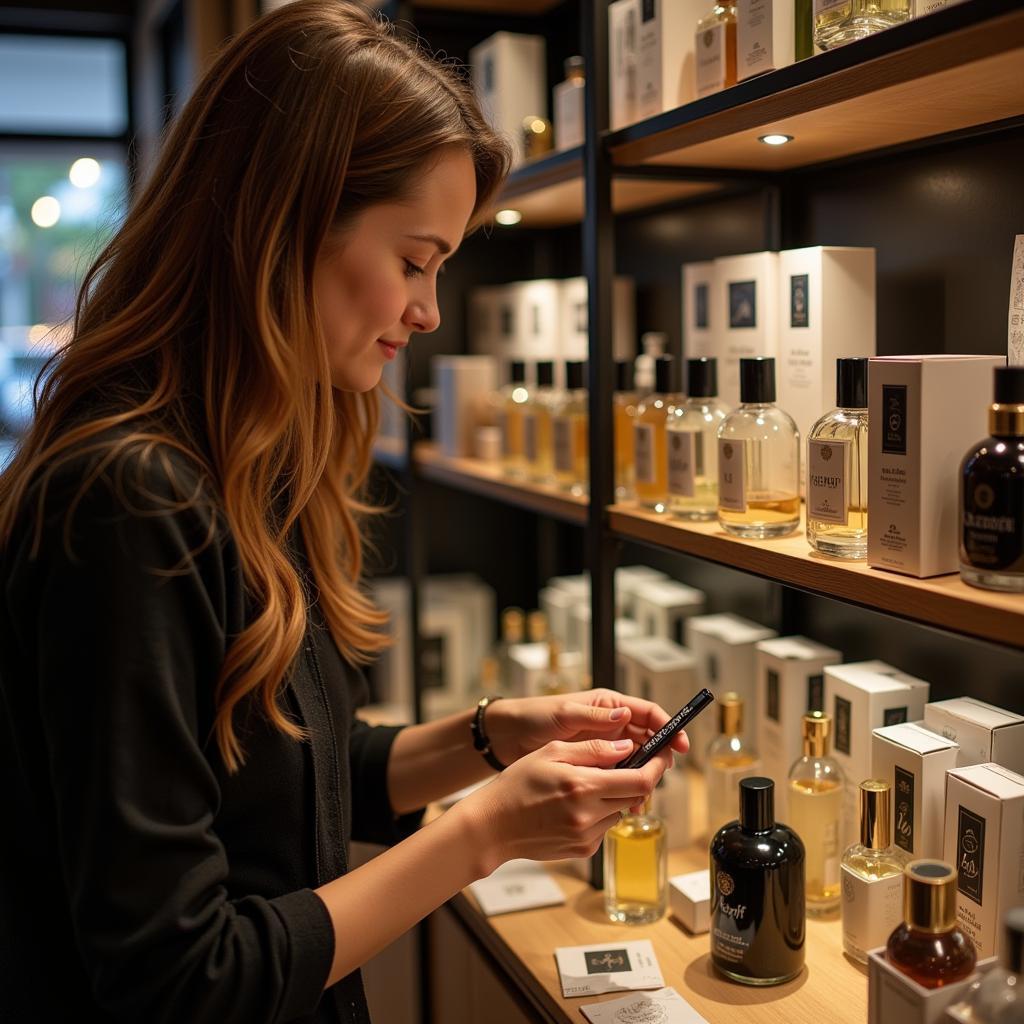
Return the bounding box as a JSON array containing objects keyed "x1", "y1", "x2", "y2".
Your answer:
[
  {"x1": 442, "y1": 766, "x2": 867, "y2": 1024},
  {"x1": 371, "y1": 435, "x2": 408, "y2": 470},
  {"x1": 413, "y1": 441, "x2": 588, "y2": 525},
  {"x1": 609, "y1": 503, "x2": 1024, "y2": 652},
  {"x1": 608, "y1": 0, "x2": 1024, "y2": 173}
]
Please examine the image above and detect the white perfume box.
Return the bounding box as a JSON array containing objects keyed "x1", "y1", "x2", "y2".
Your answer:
[
  {"x1": 539, "y1": 586, "x2": 578, "y2": 650},
  {"x1": 736, "y1": 0, "x2": 795, "y2": 80},
  {"x1": 616, "y1": 636, "x2": 699, "y2": 713},
  {"x1": 549, "y1": 573, "x2": 590, "y2": 598},
  {"x1": 824, "y1": 661, "x2": 931, "y2": 847},
  {"x1": 609, "y1": 0, "x2": 640, "y2": 131},
  {"x1": 685, "y1": 614, "x2": 777, "y2": 763},
  {"x1": 516, "y1": 280, "x2": 563, "y2": 374},
  {"x1": 923, "y1": 698, "x2": 1024, "y2": 776},
  {"x1": 615, "y1": 565, "x2": 668, "y2": 619},
  {"x1": 573, "y1": 607, "x2": 641, "y2": 680},
  {"x1": 755, "y1": 636, "x2": 842, "y2": 818},
  {"x1": 469, "y1": 32, "x2": 547, "y2": 167},
  {"x1": 635, "y1": 0, "x2": 704, "y2": 120},
  {"x1": 944, "y1": 763, "x2": 1024, "y2": 961},
  {"x1": 871, "y1": 722, "x2": 959, "y2": 860},
  {"x1": 433, "y1": 355, "x2": 498, "y2": 459},
  {"x1": 868, "y1": 949, "x2": 997, "y2": 1024},
  {"x1": 508, "y1": 642, "x2": 584, "y2": 698},
  {"x1": 681, "y1": 261, "x2": 716, "y2": 363},
  {"x1": 560, "y1": 276, "x2": 637, "y2": 369},
  {"x1": 424, "y1": 575, "x2": 496, "y2": 686},
  {"x1": 633, "y1": 579, "x2": 707, "y2": 645},
  {"x1": 652, "y1": 766, "x2": 691, "y2": 849},
  {"x1": 712, "y1": 252, "x2": 780, "y2": 406},
  {"x1": 495, "y1": 287, "x2": 519, "y2": 372},
  {"x1": 669, "y1": 869, "x2": 711, "y2": 934},
  {"x1": 553, "y1": 75, "x2": 585, "y2": 152},
  {"x1": 776, "y1": 246, "x2": 876, "y2": 451},
  {"x1": 868, "y1": 355, "x2": 1004, "y2": 578}
]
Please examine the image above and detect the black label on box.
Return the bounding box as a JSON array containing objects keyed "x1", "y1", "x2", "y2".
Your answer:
[
  {"x1": 575, "y1": 300, "x2": 587, "y2": 334},
  {"x1": 641, "y1": 0, "x2": 656, "y2": 22},
  {"x1": 790, "y1": 274, "x2": 809, "y2": 328},
  {"x1": 729, "y1": 280, "x2": 757, "y2": 329},
  {"x1": 807, "y1": 674, "x2": 824, "y2": 713},
  {"x1": 895, "y1": 766, "x2": 915, "y2": 855},
  {"x1": 834, "y1": 695, "x2": 851, "y2": 756},
  {"x1": 882, "y1": 384, "x2": 908, "y2": 455},
  {"x1": 585, "y1": 949, "x2": 632, "y2": 974},
  {"x1": 766, "y1": 670, "x2": 780, "y2": 722},
  {"x1": 708, "y1": 654, "x2": 719, "y2": 683},
  {"x1": 420, "y1": 634, "x2": 446, "y2": 691},
  {"x1": 957, "y1": 806, "x2": 986, "y2": 906},
  {"x1": 674, "y1": 618, "x2": 685, "y2": 646},
  {"x1": 884, "y1": 706, "x2": 908, "y2": 727},
  {"x1": 500, "y1": 304, "x2": 514, "y2": 337},
  {"x1": 695, "y1": 283, "x2": 708, "y2": 329}
]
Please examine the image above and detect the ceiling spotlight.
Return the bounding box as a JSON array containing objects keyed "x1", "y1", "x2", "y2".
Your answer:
[
  {"x1": 30, "y1": 196, "x2": 61, "y2": 228},
  {"x1": 759, "y1": 133, "x2": 794, "y2": 146},
  {"x1": 69, "y1": 157, "x2": 101, "y2": 188},
  {"x1": 495, "y1": 209, "x2": 523, "y2": 226}
]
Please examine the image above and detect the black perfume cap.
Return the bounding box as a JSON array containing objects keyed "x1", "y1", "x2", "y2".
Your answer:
[
  {"x1": 995, "y1": 365, "x2": 1024, "y2": 404},
  {"x1": 537, "y1": 361, "x2": 554, "y2": 388},
  {"x1": 1005, "y1": 907, "x2": 1024, "y2": 974},
  {"x1": 837, "y1": 357, "x2": 868, "y2": 409},
  {"x1": 655, "y1": 355, "x2": 680, "y2": 394},
  {"x1": 566, "y1": 360, "x2": 586, "y2": 390},
  {"x1": 615, "y1": 359, "x2": 635, "y2": 392},
  {"x1": 739, "y1": 776, "x2": 775, "y2": 832},
  {"x1": 739, "y1": 357, "x2": 776, "y2": 404},
  {"x1": 509, "y1": 360, "x2": 526, "y2": 384},
  {"x1": 687, "y1": 357, "x2": 718, "y2": 398}
]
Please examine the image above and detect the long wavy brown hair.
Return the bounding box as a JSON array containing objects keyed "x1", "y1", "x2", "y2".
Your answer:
[{"x1": 0, "y1": 0, "x2": 510, "y2": 771}]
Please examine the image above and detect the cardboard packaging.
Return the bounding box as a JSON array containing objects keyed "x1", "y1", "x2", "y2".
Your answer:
[
  {"x1": 681, "y1": 261, "x2": 715, "y2": 363},
  {"x1": 871, "y1": 722, "x2": 959, "y2": 860},
  {"x1": 615, "y1": 636, "x2": 699, "y2": 711},
  {"x1": 516, "y1": 280, "x2": 563, "y2": 373},
  {"x1": 944, "y1": 763, "x2": 1024, "y2": 961},
  {"x1": 923, "y1": 698, "x2": 1024, "y2": 776},
  {"x1": 572, "y1": 606, "x2": 641, "y2": 680},
  {"x1": 685, "y1": 614, "x2": 777, "y2": 763},
  {"x1": 669, "y1": 869, "x2": 711, "y2": 934},
  {"x1": 776, "y1": 246, "x2": 876, "y2": 452},
  {"x1": 424, "y1": 575, "x2": 496, "y2": 681},
  {"x1": 467, "y1": 285, "x2": 507, "y2": 359},
  {"x1": 433, "y1": 355, "x2": 498, "y2": 458},
  {"x1": 755, "y1": 636, "x2": 842, "y2": 817},
  {"x1": 508, "y1": 642, "x2": 585, "y2": 698},
  {"x1": 469, "y1": 32, "x2": 547, "y2": 167},
  {"x1": 634, "y1": 0, "x2": 704, "y2": 120},
  {"x1": 633, "y1": 579, "x2": 707, "y2": 644},
  {"x1": 868, "y1": 355, "x2": 1004, "y2": 577},
  {"x1": 712, "y1": 251, "x2": 780, "y2": 406},
  {"x1": 615, "y1": 565, "x2": 668, "y2": 619},
  {"x1": 824, "y1": 661, "x2": 931, "y2": 847},
  {"x1": 736, "y1": 0, "x2": 795, "y2": 80},
  {"x1": 560, "y1": 276, "x2": 637, "y2": 369},
  {"x1": 539, "y1": 585, "x2": 579, "y2": 650},
  {"x1": 609, "y1": 0, "x2": 640, "y2": 131}
]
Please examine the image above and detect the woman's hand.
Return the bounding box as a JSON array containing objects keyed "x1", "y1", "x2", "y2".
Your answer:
[{"x1": 452, "y1": 736, "x2": 672, "y2": 875}]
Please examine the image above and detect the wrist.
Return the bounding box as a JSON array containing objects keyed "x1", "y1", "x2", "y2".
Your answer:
[
  {"x1": 482, "y1": 697, "x2": 520, "y2": 768},
  {"x1": 447, "y1": 793, "x2": 504, "y2": 879}
]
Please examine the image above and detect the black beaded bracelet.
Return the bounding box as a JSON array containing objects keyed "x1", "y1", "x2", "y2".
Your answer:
[{"x1": 471, "y1": 695, "x2": 507, "y2": 772}]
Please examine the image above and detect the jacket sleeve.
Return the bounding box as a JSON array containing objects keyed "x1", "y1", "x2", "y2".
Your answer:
[
  {"x1": 348, "y1": 719, "x2": 424, "y2": 845},
  {"x1": 19, "y1": 458, "x2": 334, "y2": 1023}
]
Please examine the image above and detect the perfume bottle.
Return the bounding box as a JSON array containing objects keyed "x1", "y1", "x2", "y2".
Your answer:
[
  {"x1": 710, "y1": 777, "x2": 806, "y2": 986},
  {"x1": 717, "y1": 357, "x2": 801, "y2": 539},
  {"x1": 695, "y1": 3, "x2": 738, "y2": 99},
  {"x1": 500, "y1": 360, "x2": 529, "y2": 479},
  {"x1": 496, "y1": 607, "x2": 525, "y2": 692},
  {"x1": 476, "y1": 656, "x2": 500, "y2": 699},
  {"x1": 787, "y1": 711, "x2": 844, "y2": 917},
  {"x1": 524, "y1": 360, "x2": 558, "y2": 485},
  {"x1": 634, "y1": 355, "x2": 683, "y2": 514},
  {"x1": 807, "y1": 358, "x2": 869, "y2": 559},
  {"x1": 667, "y1": 357, "x2": 729, "y2": 521},
  {"x1": 960, "y1": 366, "x2": 1024, "y2": 593},
  {"x1": 634, "y1": 331, "x2": 665, "y2": 394},
  {"x1": 614, "y1": 359, "x2": 639, "y2": 502},
  {"x1": 813, "y1": 0, "x2": 911, "y2": 51},
  {"x1": 961, "y1": 908, "x2": 1024, "y2": 1023},
  {"x1": 553, "y1": 361, "x2": 588, "y2": 497},
  {"x1": 887, "y1": 860, "x2": 977, "y2": 988},
  {"x1": 526, "y1": 609, "x2": 548, "y2": 644},
  {"x1": 553, "y1": 55, "x2": 585, "y2": 152},
  {"x1": 604, "y1": 798, "x2": 668, "y2": 925},
  {"x1": 521, "y1": 115, "x2": 553, "y2": 160},
  {"x1": 841, "y1": 780, "x2": 910, "y2": 964},
  {"x1": 537, "y1": 637, "x2": 573, "y2": 696},
  {"x1": 706, "y1": 693, "x2": 761, "y2": 839}
]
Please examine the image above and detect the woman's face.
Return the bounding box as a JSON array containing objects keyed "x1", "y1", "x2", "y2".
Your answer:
[{"x1": 315, "y1": 147, "x2": 478, "y2": 392}]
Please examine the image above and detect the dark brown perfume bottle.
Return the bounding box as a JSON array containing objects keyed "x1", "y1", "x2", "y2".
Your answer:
[
  {"x1": 710, "y1": 777, "x2": 806, "y2": 986},
  {"x1": 886, "y1": 860, "x2": 977, "y2": 989}
]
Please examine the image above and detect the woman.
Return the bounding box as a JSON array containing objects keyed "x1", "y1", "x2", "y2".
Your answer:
[{"x1": 0, "y1": 4, "x2": 687, "y2": 1022}]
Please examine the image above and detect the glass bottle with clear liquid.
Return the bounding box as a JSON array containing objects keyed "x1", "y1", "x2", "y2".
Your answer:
[
  {"x1": 667, "y1": 357, "x2": 729, "y2": 521},
  {"x1": 495, "y1": 607, "x2": 525, "y2": 693},
  {"x1": 634, "y1": 355, "x2": 683, "y2": 514},
  {"x1": 537, "y1": 637, "x2": 573, "y2": 696},
  {"x1": 706, "y1": 692, "x2": 761, "y2": 839},
  {"x1": 841, "y1": 780, "x2": 909, "y2": 963},
  {"x1": 604, "y1": 798, "x2": 668, "y2": 925},
  {"x1": 787, "y1": 711, "x2": 844, "y2": 917},
  {"x1": 499, "y1": 359, "x2": 530, "y2": 479},
  {"x1": 717, "y1": 357, "x2": 800, "y2": 539},
  {"x1": 807, "y1": 357, "x2": 869, "y2": 559},
  {"x1": 813, "y1": 0, "x2": 911, "y2": 50},
  {"x1": 959, "y1": 907, "x2": 1024, "y2": 1023},
  {"x1": 553, "y1": 360, "x2": 588, "y2": 497},
  {"x1": 524, "y1": 360, "x2": 559, "y2": 485},
  {"x1": 614, "y1": 359, "x2": 639, "y2": 502}
]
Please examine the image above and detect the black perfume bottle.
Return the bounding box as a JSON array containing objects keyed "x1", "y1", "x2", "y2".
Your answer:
[{"x1": 710, "y1": 776, "x2": 806, "y2": 986}]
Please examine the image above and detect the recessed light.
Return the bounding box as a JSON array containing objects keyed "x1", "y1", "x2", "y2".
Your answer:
[
  {"x1": 30, "y1": 196, "x2": 60, "y2": 228},
  {"x1": 759, "y1": 133, "x2": 794, "y2": 146},
  {"x1": 495, "y1": 209, "x2": 523, "y2": 226}
]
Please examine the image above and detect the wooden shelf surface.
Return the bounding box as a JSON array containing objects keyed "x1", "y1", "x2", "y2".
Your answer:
[
  {"x1": 610, "y1": 504, "x2": 1024, "y2": 651},
  {"x1": 413, "y1": 442, "x2": 588, "y2": 525}
]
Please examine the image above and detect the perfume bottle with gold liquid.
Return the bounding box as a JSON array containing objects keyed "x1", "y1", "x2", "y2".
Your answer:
[
  {"x1": 553, "y1": 361, "x2": 588, "y2": 496},
  {"x1": 634, "y1": 355, "x2": 683, "y2": 514},
  {"x1": 706, "y1": 693, "x2": 761, "y2": 839},
  {"x1": 604, "y1": 798, "x2": 668, "y2": 925}
]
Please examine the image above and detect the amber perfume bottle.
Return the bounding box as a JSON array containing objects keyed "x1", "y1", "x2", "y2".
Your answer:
[
  {"x1": 553, "y1": 360, "x2": 588, "y2": 496},
  {"x1": 499, "y1": 360, "x2": 529, "y2": 479},
  {"x1": 524, "y1": 360, "x2": 558, "y2": 485},
  {"x1": 706, "y1": 693, "x2": 761, "y2": 839},
  {"x1": 886, "y1": 860, "x2": 977, "y2": 989},
  {"x1": 634, "y1": 355, "x2": 683, "y2": 514},
  {"x1": 604, "y1": 798, "x2": 668, "y2": 925},
  {"x1": 710, "y1": 777, "x2": 806, "y2": 986},
  {"x1": 614, "y1": 359, "x2": 639, "y2": 502}
]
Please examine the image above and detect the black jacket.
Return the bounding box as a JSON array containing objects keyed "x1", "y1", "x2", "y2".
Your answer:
[{"x1": 0, "y1": 443, "x2": 420, "y2": 1022}]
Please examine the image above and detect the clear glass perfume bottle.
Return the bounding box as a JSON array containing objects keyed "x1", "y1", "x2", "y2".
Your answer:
[
  {"x1": 524, "y1": 360, "x2": 559, "y2": 485},
  {"x1": 604, "y1": 798, "x2": 668, "y2": 925},
  {"x1": 537, "y1": 637, "x2": 572, "y2": 696},
  {"x1": 841, "y1": 780, "x2": 909, "y2": 964},
  {"x1": 499, "y1": 360, "x2": 530, "y2": 479},
  {"x1": 706, "y1": 692, "x2": 761, "y2": 839},
  {"x1": 787, "y1": 711, "x2": 844, "y2": 917},
  {"x1": 634, "y1": 355, "x2": 682, "y2": 514},
  {"x1": 614, "y1": 359, "x2": 639, "y2": 502},
  {"x1": 695, "y1": 3, "x2": 738, "y2": 98},
  {"x1": 553, "y1": 360, "x2": 588, "y2": 497},
  {"x1": 553, "y1": 55, "x2": 585, "y2": 152},
  {"x1": 526, "y1": 609, "x2": 548, "y2": 644},
  {"x1": 667, "y1": 357, "x2": 729, "y2": 521},
  {"x1": 495, "y1": 607, "x2": 524, "y2": 692},
  {"x1": 960, "y1": 366, "x2": 1024, "y2": 593},
  {"x1": 717, "y1": 357, "x2": 801, "y2": 538},
  {"x1": 886, "y1": 860, "x2": 977, "y2": 989},
  {"x1": 813, "y1": 0, "x2": 911, "y2": 51},
  {"x1": 807, "y1": 357, "x2": 869, "y2": 559},
  {"x1": 960, "y1": 908, "x2": 1024, "y2": 1023}
]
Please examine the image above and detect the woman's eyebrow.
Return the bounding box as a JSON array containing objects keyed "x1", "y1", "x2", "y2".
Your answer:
[{"x1": 405, "y1": 233, "x2": 453, "y2": 255}]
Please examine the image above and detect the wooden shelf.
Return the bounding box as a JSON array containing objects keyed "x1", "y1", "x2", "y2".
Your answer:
[
  {"x1": 372, "y1": 435, "x2": 408, "y2": 471},
  {"x1": 608, "y1": 0, "x2": 1024, "y2": 172},
  {"x1": 610, "y1": 503, "x2": 1024, "y2": 651},
  {"x1": 413, "y1": 442, "x2": 588, "y2": 525}
]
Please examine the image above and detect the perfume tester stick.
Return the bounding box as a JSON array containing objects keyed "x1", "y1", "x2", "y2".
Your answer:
[{"x1": 614, "y1": 688, "x2": 715, "y2": 769}]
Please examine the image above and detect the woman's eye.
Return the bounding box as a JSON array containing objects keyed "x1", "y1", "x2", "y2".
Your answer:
[{"x1": 403, "y1": 260, "x2": 425, "y2": 279}]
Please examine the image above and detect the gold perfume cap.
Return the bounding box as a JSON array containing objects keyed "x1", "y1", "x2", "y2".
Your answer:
[
  {"x1": 802, "y1": 711, "x2": 831, "y2": 758},
  {"x1": 502, "y1": 608, "x2": 525, "y2": 644},
  {"x1": 719, "y1": 692, "x2": 743, "y2": 736},
  {"x1": 859, "y1": 780, "x2": 891, "y2": 850},
  {"x1": 527, "y1": 609, "x2": 548, "y2": 643},
  {"x1": 904, "y1": 860, "x2": 958, "y2": 933},
  {"x1": 547, "y1": 636, "x2": 560, "y2": 670},
  {"x1": 479, "y1": 656, "x2": 498, "y2": 691}
]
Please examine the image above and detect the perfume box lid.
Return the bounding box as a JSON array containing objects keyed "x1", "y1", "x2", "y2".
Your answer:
[
  {"x1": 924, "y1": 698, "x2": 1024, "y2": 775},
  {"x1": 618, "y1": 636, "x2": 697, "y2": 675},
  {"x1": 875, "y1": 721, "x2": 959, "y2": 756},
  {"x1": 633, "y1": 579, "x2": 705, "y2": 610},
  {"x1": 948, "y1": 761, "x2": 1024, "y2": 800},
  {"x1": 755, "y1": 635, "x2": 842, "y2": 662},
  {"x1": 684, "y1": 613, "x2": 776, "y2": 646},
  {"x1": 669, "y1": 870, "x2": 711, "y2": 935},
  {"x1": 825, "y1": 660, "x2": 930, "y2": 694},
  {"x1": 548, "y1": 573, "x2": 590, "y2": 598}
]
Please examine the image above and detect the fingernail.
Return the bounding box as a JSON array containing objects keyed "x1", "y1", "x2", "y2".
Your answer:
[
  {"x1": 613, "y1": 738, "x2": 632, "y2": 751},
  {"x1": 610, "y1": 707, "x2": 627, "y2": 721}
]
